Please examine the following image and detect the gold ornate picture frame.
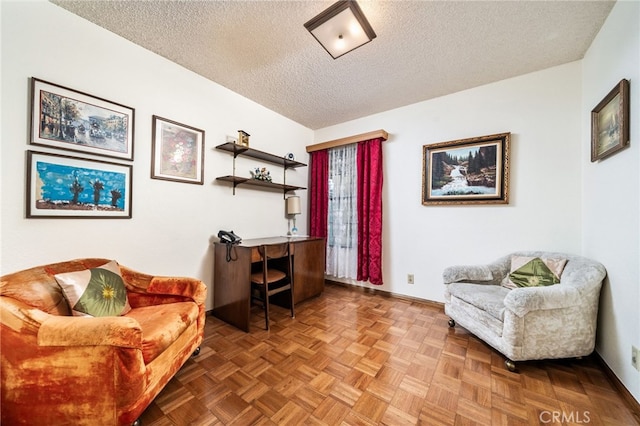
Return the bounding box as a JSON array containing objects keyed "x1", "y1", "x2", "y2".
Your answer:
[{"x1": 422, "y1": 132, "x2": 510, "y2": 205}]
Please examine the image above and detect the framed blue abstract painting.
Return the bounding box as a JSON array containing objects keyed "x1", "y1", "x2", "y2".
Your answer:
[{"x1": 27, "y1": 151, "x2": 132, "y2": 218}]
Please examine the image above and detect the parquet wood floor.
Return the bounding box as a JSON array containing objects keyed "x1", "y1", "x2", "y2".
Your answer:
[{"x1": 140, "y1": 283, "x2": 640, "y2": 425}]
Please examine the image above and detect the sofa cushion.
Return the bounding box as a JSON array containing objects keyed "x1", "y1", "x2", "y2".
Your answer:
[
  {"x1": 447, "y1": 283, "x2": 510, "y2": 321},
  {"x1": 54, "y1": 260, "x2": 132, "y2": 317},
  {"x1": 125, "y1": 301, "x2": 199, "y2": 364},
  {"x1": 503, "y1": 256, "x2": 567, "y2": 288}
]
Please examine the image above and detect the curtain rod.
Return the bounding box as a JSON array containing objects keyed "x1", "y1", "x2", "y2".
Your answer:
[{"x1": 306, "y1": 129, "x2": 388, "y2": 153}]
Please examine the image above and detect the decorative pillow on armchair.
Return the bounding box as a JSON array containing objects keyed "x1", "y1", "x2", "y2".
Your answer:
[
  {"x1": 502, "y1": 256, "x2": 567, "y2": 289},
  {"x1": 54, "y1": 260, "x2": 132, "y2": 317}
]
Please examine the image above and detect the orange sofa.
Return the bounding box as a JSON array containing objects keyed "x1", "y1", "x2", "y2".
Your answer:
[{"x1": 0, "y1": 258, "x2": 207, "y2": 425}]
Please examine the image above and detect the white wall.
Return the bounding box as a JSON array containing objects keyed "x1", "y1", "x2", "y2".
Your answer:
[
  {"x1": 582, "y1": 0, "x2": 640, "y2": 403},
  {"x1": 1, "y1": 1, "x2": 313, "y2": 311},
  {"x1": 315, "y1": 61, "x2": 584, "y2": 303}
]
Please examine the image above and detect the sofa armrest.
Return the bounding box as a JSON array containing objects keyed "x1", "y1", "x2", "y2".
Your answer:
[
  {"x1": 503, "y1": 285, "x2": 581, "y2": 317},
  {"x1": 38, "y1": 314, "x2": 142, "y2": 348},
  {"x1": 443, "y1": 265, "x2": 493, "y2": 284},
  {"x1": 1, "y1": 297, "x2": 143, "y2": 348},
  {"x1": 444, "y1": 254, "x2": 513, "y2": 285},
  {"x1": 119, "y1": 265, "x2": 206, "y2": 306},
  {"x1": 147, "y1": 276, "x2": 206, "y2": 305}
]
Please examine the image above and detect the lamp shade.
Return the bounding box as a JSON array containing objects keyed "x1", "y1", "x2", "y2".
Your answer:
[
  {"x1": 304, "y1": 1, "x2": 376, "y2": 59},
  {"x1": 286, "y1": 196, "x2": 301, "y2": 215}
]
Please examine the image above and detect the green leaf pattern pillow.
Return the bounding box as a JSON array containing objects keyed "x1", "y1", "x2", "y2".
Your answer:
[
  {"x1": 503, "y1": 256, "x2": 567, "y2": 289},
  {"x1": 55, "y1": 260, "x2": 132, "y2": 317}
]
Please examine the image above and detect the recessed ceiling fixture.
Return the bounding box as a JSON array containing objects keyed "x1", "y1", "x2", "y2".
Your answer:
[{"x1": 304, "y1": 0, "x2": 376, "y2": 59}]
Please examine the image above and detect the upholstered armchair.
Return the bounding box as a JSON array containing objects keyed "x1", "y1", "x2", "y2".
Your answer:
[
  {"x1": 443, "y1": 251, "x2": 606, "y2": 371},
  {"x1": 1, "y1": 258, "x2": 207, "y2": 425}
]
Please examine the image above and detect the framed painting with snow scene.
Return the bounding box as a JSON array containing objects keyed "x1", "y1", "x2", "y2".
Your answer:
[
  {"x1": 591, "y1": 78, "x2": 629, "y2": 162},
  {"x1": 422, "y1": 132, "x2": 510, "y2": 205},
  {"x1": 27, "y1": 151, "x2": 132, "y2": 218}
]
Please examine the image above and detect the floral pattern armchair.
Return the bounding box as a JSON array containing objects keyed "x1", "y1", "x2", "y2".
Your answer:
[{"x1": 443, "y1": 251, "x2": 606, "y2": 371}]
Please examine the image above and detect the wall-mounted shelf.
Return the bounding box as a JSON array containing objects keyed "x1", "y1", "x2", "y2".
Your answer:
[
  {"x1": 215, "y1": 142, "x2": 307, "y2": 196},
  {"x1": 215, "y1": 176, "x2": 305, "y2": 192},
  {"x1": 216, "y1": 143, "x2": 306, "y2": 168}
]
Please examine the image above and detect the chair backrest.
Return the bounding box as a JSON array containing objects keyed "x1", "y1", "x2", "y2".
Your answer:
[{"x1": 258, "y1": 243, "x2": 290, "y2": 261}]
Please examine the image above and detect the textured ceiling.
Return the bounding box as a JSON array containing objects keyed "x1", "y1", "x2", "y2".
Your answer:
[{"x1": 50, "y1": 1, "x2": 614, "y2": 130}]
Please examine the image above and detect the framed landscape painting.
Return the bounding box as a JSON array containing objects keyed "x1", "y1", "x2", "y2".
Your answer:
[
  {"x1": 422, "y1": 132, "x2": 510, "y2": 205},
  {"x1": 30, "y1": 78, "x2": 135, "y2": 161},
  {"x1": 151, "y1": 115, "x2": 205, "y2": 184},
  {"x1": 27, "y1": 151, "x2": 132, "y2": 218},
  {"x1": 591, "y1": 78, "x2": 630, "y2": 162}
]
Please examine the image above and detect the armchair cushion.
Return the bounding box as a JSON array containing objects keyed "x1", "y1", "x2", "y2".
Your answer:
[
  {"x1": 447, "y1": 283, "x2": 509, "y2": 321},
  {"x1": 504, "y1": 284, "x2": 582, "y2": 317},
  {"x1": 54, "y1": 260, "x2": 132, "y2": 317}
]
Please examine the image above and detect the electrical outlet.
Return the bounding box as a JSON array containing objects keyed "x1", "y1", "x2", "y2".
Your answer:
[
  {"x1": 407, "y1": 274, "x2": 414, "y2": 284},
  {"x1": 632, "y1": 346, "x2": 639, "y2": 371}
]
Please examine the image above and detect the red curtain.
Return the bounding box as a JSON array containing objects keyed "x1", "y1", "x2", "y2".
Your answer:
[
  {"x1": 357, "y1": 138, "x2": 384, "y2": 285},
  {"x1": 309, "y1": 150, "x2": 328, "y2": 238}
]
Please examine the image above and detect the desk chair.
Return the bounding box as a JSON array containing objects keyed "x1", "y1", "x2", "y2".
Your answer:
[{"x1": 250, "y1": 242, "x2": 294, "y2": 330}]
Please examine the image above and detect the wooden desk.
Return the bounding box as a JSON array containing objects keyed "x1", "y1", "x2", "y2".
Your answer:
[{"x1": 213, "y1": 236, "x2": 325, "y2": 332}]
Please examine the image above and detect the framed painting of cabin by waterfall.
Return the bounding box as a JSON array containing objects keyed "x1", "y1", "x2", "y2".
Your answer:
[
  {"x1": 591, "y1": 78, "x2": 630, "y2": 162},
  {"x1": 422, "y1": 132, "x2": 510, "y2": 205}
]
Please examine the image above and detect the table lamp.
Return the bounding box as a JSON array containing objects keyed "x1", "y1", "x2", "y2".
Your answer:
[{"x1": 286, "y1": 196, "x2": 301, "y2": 235}]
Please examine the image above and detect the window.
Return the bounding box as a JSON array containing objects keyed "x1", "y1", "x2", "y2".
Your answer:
[
  {"x1": 327, "y1": 144, "x2": 357, "y2": 278},
  {"x1": 309, "y1": 134, "x2": 385, "y2": 285}
]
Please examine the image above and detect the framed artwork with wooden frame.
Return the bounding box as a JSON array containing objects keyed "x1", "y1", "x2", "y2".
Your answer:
[
  {"x1": 27, "y1": 150, "x2": 132, "y2": 218},
  {"x1": 591, "y1": 78, "x2": 630, "y2": 162},
  {"x1": 151, "y1": 115, "x2": 205, "y2": 184},
  {"x1": 30, "y1": 77, "x2": 135, "y2": 161},
  {"x1": 422, "y1": 132, "x2": 510, "y2": 205}
]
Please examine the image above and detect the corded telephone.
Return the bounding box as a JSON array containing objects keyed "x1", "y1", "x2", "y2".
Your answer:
[{"x1": 218, "y1": 230, "x2": 241, "y2": 245}]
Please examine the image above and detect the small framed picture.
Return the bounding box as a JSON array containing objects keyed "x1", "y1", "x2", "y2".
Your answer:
[
  {"x1": 422, "y1": 132, "x2": 510, "y2": 205},
  {"x1": 591, "y1": 79, "x2": 630, "y2": 162},
  {"x1": 238, "y1": 130, "x2": 250, "y2": 147},
  {"x1": 151, "y1": 115, "x2": 205, "y2": 184},
  {"x1": 30, "y1": 77, "x2": 135, "y2": 161},
  {"x1": 27, "y1": 151, "x2": 132, "y2": 218}
]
